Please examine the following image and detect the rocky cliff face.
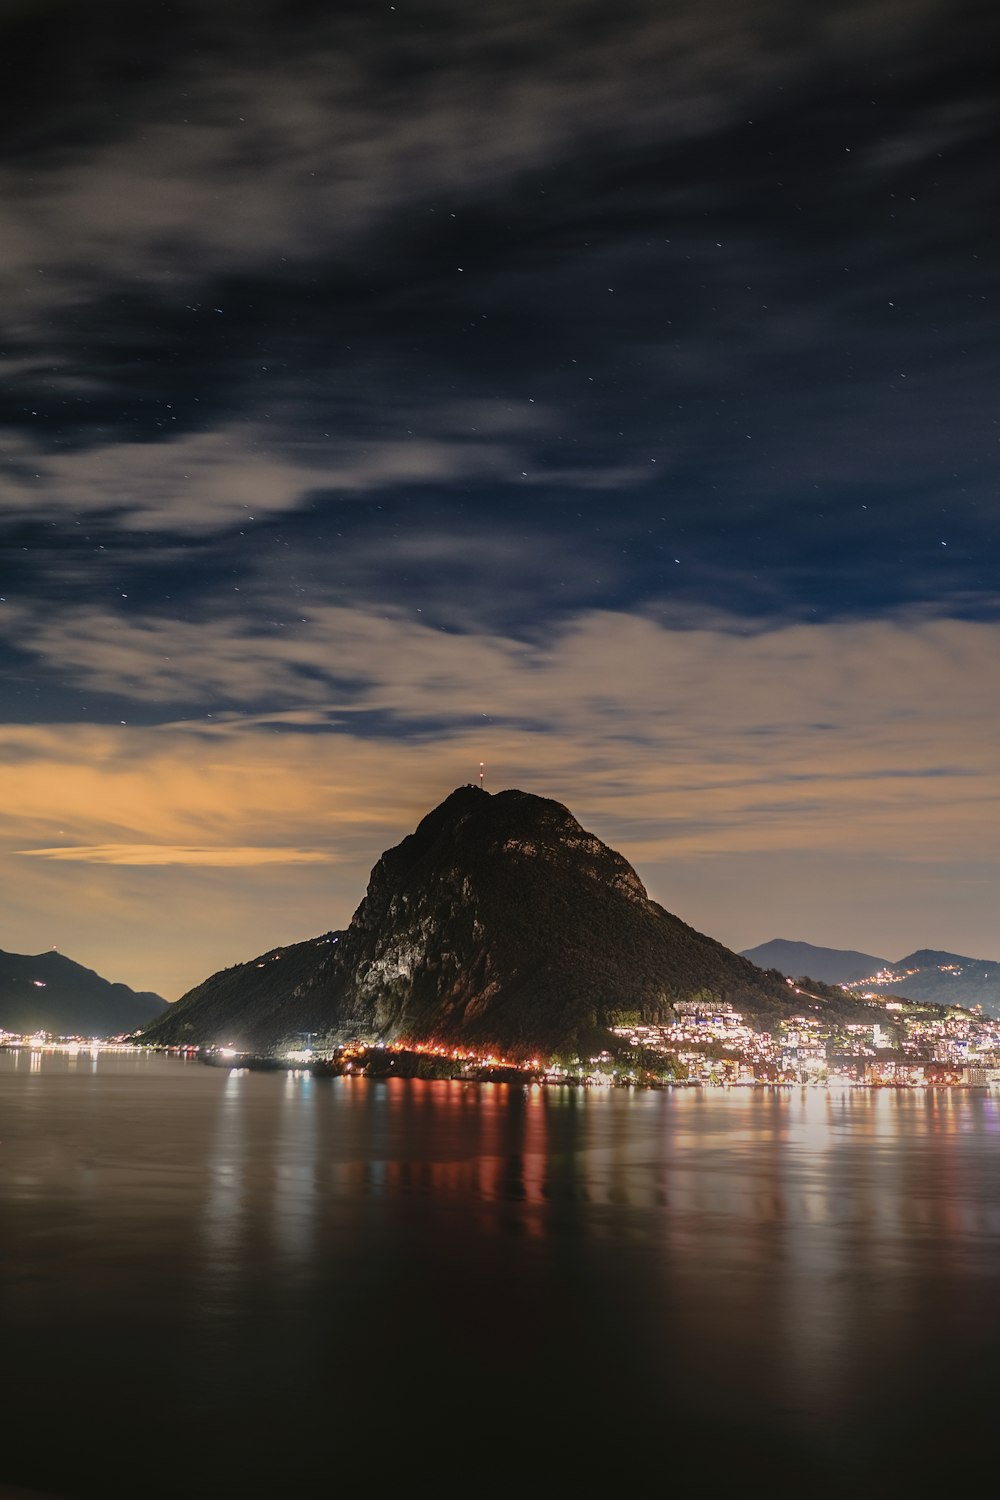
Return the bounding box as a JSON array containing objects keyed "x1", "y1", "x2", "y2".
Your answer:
[{"x1": 142, "y1": 785, "x2": 792, "y2": 1055}]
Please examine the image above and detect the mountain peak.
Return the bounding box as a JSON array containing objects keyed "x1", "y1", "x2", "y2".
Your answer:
[
  {"x1": 371, "y1": 786, "x2": 646, "y2": 916},
  {"x1": 895, "y1": 948, "x2": 992, "y2": 969},
  {"x1": 414, "y1": 784, "x2": 580, "y2": 834},
  {"x1": 741, "y1": 938, "x2": 889, "y2": 985}
]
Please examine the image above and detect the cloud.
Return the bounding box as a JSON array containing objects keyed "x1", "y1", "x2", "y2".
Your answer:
[
  {"x1": 0, "y1": 426, "x2": 312, "y2": 531},
  {"x1": 1, "y1": 1, "x2": 981, "y2": 326},
  {"x1": 16, "y1": 844, "x2": 333, "y2": 866},
  {"x1": 4, "y1": 607, "x2": 997, "y2": 849},
  {"x1": 0, "y1": 422, "x2": 524, "y2": 532},
  {"x1": 1, "y1": 0, "x2": 995, "y2": 637},
  {"x1": 0, "y1": 5, "x2": 753, "y2": 313},
  {"x1": 1, "y1": 393, "x2": 650, "y2": 534}
]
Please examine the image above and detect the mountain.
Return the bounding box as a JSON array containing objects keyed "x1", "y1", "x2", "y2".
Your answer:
[
  {"x1": 741, "y1": 939, "x2": 890, "y2": 985},
  {"x1": 0, "y1": 948, "x2": 168, "y2": 1037},
  {"x1": 142, "y1": 785, "x2": 827, "y2": 1058},
  {"x1": 741, "y1": 938, "x2": 1000, "y2": 1017},
  {"x1": 883, "y1": 950, "x2": 1000, "y2": 1015}
]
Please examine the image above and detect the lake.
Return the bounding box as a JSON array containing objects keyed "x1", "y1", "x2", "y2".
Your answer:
[{"x1": 2, "y1": 1049, "x2": 999, "y2": 1497}]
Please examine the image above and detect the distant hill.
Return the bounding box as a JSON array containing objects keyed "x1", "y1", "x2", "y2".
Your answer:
[
  {"x1": 742, "y1": 938, "x2": 1000, "y2": 1017},
  {"x1": 143, "y1": 785, "x2": 857, "y2": 1058},
  {"x1": 886, "y1": 950, "x2": 1000, "y2": 1015},
  {"x1": 741, "y1": 939, "x2": 889, "y2": 985},
  {"x1": 0, "y1": 948, "x2": 168, "y2": 1037}
]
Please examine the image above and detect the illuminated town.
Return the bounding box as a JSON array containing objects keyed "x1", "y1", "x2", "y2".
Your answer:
[
  {"x1": 605, "y1": 995, "x2": 1000, "y2": 1088},
  {"x1": 5, "y1": 989, "x2": 1000, "y2": 1090}
]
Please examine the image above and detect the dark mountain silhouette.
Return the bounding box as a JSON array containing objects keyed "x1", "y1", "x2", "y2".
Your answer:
[
  {"x1": 888, "y1": 950, "x2": 1000, "y2": 1014},
  {"x1": 0, "y1": 948, "x2": 167, "y2": 1036},
  {"x1": 142, "y1": 786, "x2": 871, "y2": 1058},
  {"x1": 741, "y1": 939, "x2": 890, "y2": 985},
  {"x1": 742, "y1": 938, "x2": 1000, "y2": 1017}
]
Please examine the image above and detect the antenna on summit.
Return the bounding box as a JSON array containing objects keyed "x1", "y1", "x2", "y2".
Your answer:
[{"x1": 479, "y1": 761, "x2": 485, "y2": 789}]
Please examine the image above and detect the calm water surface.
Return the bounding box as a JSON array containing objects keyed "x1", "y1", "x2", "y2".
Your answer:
[{"x1": 2, "y1": 1050, "x2": 1000, "y2": 1496}]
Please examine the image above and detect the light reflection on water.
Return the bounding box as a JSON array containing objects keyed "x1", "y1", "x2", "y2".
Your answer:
[
  {"x1": 200, "y1": 1067, "x2": 248, "y2": 1291},
  {"x1": 2, "y1": 1051, "x2": 1000, "y2": 1496}
]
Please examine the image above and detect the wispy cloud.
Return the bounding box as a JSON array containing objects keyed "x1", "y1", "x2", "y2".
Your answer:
[
  {"x1": 16, "y1": 844, "x2": 333, "y2": 866},
  {"x1": 9, "y1": 594, "x2": 1000, "y2": 754},
  {"x1": 2, "y1": 605, "x2": 997, "y2": 862},
  {"x1": 3, "y1": 1, "x2": 906, "y2": 316}
]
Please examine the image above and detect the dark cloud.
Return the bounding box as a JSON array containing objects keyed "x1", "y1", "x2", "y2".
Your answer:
[{"x1": 2, "y1": 0, "x2": 997, "y2": 644}]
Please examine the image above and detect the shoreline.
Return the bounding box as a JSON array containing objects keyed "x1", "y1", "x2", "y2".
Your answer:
[{"x1": 4, "y1": 1039, "x2": 996, "y2": 1092}]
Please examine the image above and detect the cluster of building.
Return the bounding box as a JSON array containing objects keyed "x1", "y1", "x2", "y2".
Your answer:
[
  {"x1": 0, "y1": 1029, "x2": 122, "y2": 1052},
  {"x1": 609, "y1": 998, "x2": 1000, "y2": 1088}
]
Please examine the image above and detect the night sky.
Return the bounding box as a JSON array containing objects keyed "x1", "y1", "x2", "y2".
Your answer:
[{"x1": 2, "y1": 0, "x2": 998, "y2": 999}]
